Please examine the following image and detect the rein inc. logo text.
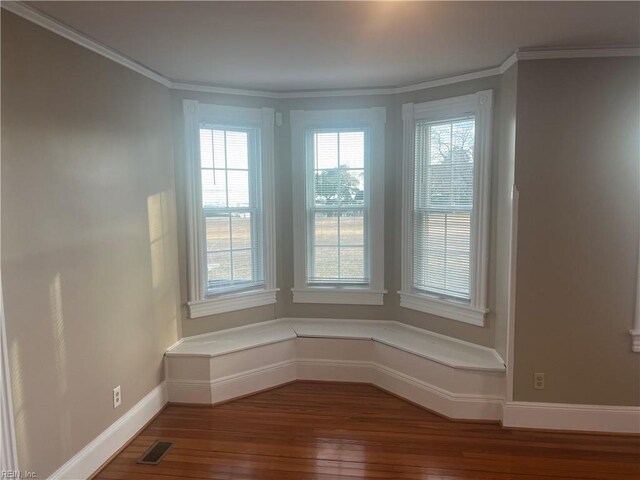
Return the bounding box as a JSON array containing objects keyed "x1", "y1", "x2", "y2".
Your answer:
[{"x1": 1, "y1": 471, "x2": 38, "y2": 479}]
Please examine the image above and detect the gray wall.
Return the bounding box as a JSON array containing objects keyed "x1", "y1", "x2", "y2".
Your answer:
[
  {"x1": 172, "y1": 77, "x2": 504, "y2": 347},
  {"x1": 1, "y1": 12, "x2": 181, "y2": 476},
  {"x1": 512, "y1": 58, "x2": 640, "y2": 405}
]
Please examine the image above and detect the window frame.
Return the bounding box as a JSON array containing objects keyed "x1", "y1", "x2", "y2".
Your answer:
[
  {"x1": 291, "y1": 108, "x2": 386, "y2": 305},
  {"x1": 400, "y1": 91, "x2": 493, "y2": 326},
  {"x1": 183, "y1": 100, "x2": 277, "y2": 318}
]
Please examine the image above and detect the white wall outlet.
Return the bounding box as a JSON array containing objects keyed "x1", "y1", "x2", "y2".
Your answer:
[
  {"x1": 533, "y1": 372, "x2": 545, "y2": 390},
  {"x1": 113, "y1": 385, "x2": 121, "y2": 408}
]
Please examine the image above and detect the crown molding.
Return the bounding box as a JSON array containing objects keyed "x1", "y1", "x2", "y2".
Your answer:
[
  {"x1": 499, "y1": 52, "x2": 519, "y2": 74},
  {"x1": 3, "y1": 1, "x2": 639, "y2": 99},
  {"x1": 516, "y1": 47, "x2": 640, "y2": 61},
  {"x1": 171, "y1": 81, "x2": 282, "y2": 99}
]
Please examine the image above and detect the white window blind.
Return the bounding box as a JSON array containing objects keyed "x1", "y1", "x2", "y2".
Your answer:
[
  {"x1": 307, "y1": 129, "x2": 368, "y2": 284},
  {"x1": 413, "y1": 117, "x2": 475, "y2": 301},
  {"x1": 199, "y1": 126, "x2": 264, "y2": 294}
]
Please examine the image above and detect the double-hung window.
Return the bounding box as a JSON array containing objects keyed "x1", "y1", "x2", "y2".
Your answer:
[
  {"x1": 400, "y1": 91, "x2": 493, "y2": 326},
  {"x1": 291, "y1": 108, "x2": 386, "y2": 305},
  {"x1": 183, "y1": 101, "x2": 276, "y2": 318}
]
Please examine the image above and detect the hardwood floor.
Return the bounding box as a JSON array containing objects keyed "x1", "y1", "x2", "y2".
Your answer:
[{"x1": 94, "y1": 382, "x2": 640, "y2": 480}]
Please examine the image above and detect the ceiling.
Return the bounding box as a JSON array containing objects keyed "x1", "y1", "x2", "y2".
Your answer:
[{"x1": 28, "y1": 1, "x2": 640, "y2": 92}]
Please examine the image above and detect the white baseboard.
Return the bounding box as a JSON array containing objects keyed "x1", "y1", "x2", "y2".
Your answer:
[
  {"x1": 502, "y1": 401, "x2": 640, "y2": 434},
  {"x1": 49, "y1": 383, "x2": 167, "y2": 479}
]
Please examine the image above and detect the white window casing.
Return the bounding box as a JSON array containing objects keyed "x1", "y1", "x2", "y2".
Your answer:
[
  {"x1": 183, "y1": 100, "x2": 277, "y2": 317},
  {"x1": 291, "y1": 108, "x2": 387, "y2": 305},
  {"x1": 400, "y1": 91, "x2": 493, "y2": 326}
]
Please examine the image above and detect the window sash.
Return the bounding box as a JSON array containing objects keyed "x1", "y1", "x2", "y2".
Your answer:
[{"x1": 307, "y1": 206, "x2": 369, "y2": 285}]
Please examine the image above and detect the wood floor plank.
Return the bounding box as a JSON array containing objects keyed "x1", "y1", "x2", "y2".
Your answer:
[{"x1": 94, "y1": 382, "x2": 640, "y2": 479}]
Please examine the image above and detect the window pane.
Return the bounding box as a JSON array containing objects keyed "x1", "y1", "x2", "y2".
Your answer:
[
  {"x1": 313, "y1": 212, "x2": 338, "y2": 246},
  {"x1": 226, "y1": 130, "x2": 248, "y2": 169},
  {"x1": 313, "y1": 246, "x2": 339, "y2": 280},
  {"x1": 208, "y1": 251, "x2": 231, "y2": 284},
  {"x1": 231, "y1": 213, "x2": 252, "y2": 250},
  {"x1": 340, "y1": 247, "x2": 364, "y2": 280},
  {"x1": 199, "y1": 128, "x2": 226, "y2": 169},
  {"x1": 314, "y1": 167, "x2": 341, "y2": 206},
  {"x1": 206, "y1": 215, "x2": 230, "y2": 251},
  {"x1": 314, "y1": 132, "x2": 338, "y2": 169},
  {"x1": 338, "y1": 168, "x2": 364, "y2": 206},
  {"x1": 212, "y1": 130, "x2": 226, "y2": 169},
  {"x1": 227, "y1": 170, "x2": 249, "y2": 207},
  {"x1": 201, "y1": 169, "x2": 227, "y2": 207},
  {"x1": 199, "y1": 129, "x2": 214, "y2": 169},
  {"x1": 339, "y1": 211, "x2": 364, "y2": 246},
  {"x1": 232, "y1": 249, "x2": 252, "y2": 282},
  {"x1": 413, "y1": 110, "x2": 474, "y2": 304},
  {"x1": 451, "y1": 120, "x2": 475, "y2": 207},
  {"x1": 338, "y1": 131, "x2": 364, "y2": 168}
]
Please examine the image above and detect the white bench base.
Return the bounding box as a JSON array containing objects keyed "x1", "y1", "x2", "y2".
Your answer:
[{"x1": 165, "y1": 319, "x2": 505, "y2": 421}]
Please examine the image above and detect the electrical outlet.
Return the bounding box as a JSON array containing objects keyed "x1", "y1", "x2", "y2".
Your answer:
[
  {"x1": 533, "y1": 372, "x2": 545, "y2": 390},
  {"x1": 113, "y1": 385, "x2": 121, "y2": 408}
]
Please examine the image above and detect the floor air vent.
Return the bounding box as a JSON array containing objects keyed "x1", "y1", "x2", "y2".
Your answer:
[{"x1": 137, "y1": 441, "x2": 174, "y2": 465}]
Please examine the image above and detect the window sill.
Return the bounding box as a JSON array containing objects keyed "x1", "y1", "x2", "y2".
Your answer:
[
  {"x1": 399, "y1": 291, "x2": 487, "y2": 327},
  {"x1": 292, "y1": 288, "x2": 386, "y2": 305},
  {"x1": 188, "y1": 288, "x2": 278, "y2": 318}
]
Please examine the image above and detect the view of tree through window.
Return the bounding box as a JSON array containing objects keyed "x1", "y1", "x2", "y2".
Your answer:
[{"x1": 309, "y1": 130, "x2": 368, "y2": 283}]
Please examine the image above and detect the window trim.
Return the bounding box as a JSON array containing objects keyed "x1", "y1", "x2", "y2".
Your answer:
[
  {"x1": 290, "y1": 107, "x2": 386, "y2": 305},
  {"x1": 399, "y1": 91, "x2": 493, "y2": 326},
  {"x1": 183, "y1": 100, "x2": 277, "y2": 318}
]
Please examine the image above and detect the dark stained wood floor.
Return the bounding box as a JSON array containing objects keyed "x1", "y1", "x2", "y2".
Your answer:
[{"x1": 94, "y1": 382, "x2": 640, "y2": 480}]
